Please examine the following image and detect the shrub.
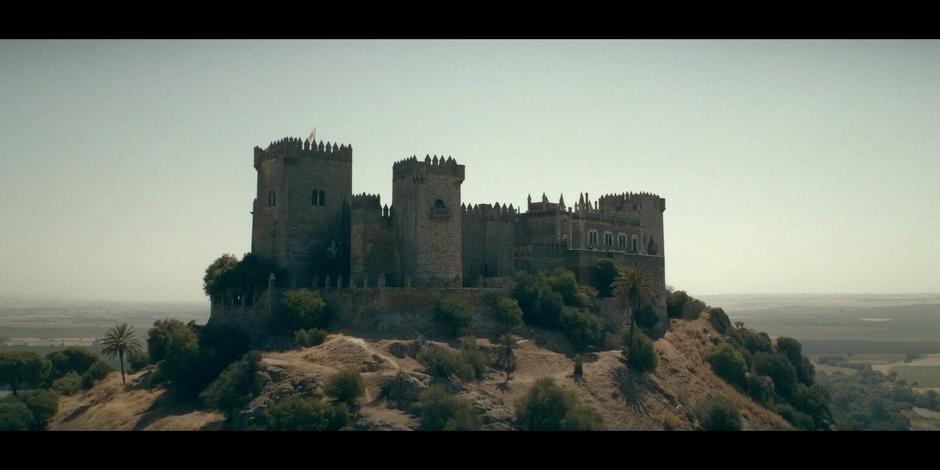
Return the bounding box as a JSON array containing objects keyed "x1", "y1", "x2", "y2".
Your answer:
[
  {"x1": 730, "y1": 328, "x2": 773, "y2": 354},
  {"x1": 706, "y1": 343, "x2": 747, "y2": 389},
  {"x1": 695, "y1": 397, "x2": 742, "y2": 431},
  {"x1": 52, "y1": 371, "x2": 83, "y2": 396},
  {"x1": 46, "y1": 347, "x2": 100, "y2": 382},
  {"x1": 154, "y1": 321, "x2": 219, "y2": 396},
  {"x1": 706, "y1": 308, "x2": 732, "y2": 334},
  {"x1": 745, "y1": 373, "x2": 775, "y2": 405},
  {"x1": 515, "y1": 377, "x2": 604, "y2": 431},
  {"x1": 433, "y1": 297, "x2": 475, "y2": 336},
  {"x1": 590, "y1": 259, "x2": 620, "y2": 297},
  {"x1": 127, "y1": 350, "x2": 150, "y2": 373},
  {"x1": 210, "y1": 351, "x2": 262, "y2": 419},
  {"x1": 418, "y1": 385, "x2": 481, "y2": 431},
  {"x1": 666, "y1": 290, "x2": 689, "y2": 318},
  {"x1": 416, "y1": 345, "x2": 475, "y2": 382},
  {"x1": 270, "y1": 289, "x2": 329, "y2": 333},
  {"x1": 634, "y1": 302, "x2": 659, "y2": 330},
  {"x1": 14, "y1": 390, "x2": 59, "y2": 430},
  {"x1": 573, "y1": 355, "x2": 584, "y2": 380},
  {"x1": 294, "y1": 328, "x2": 328, "y2": 347},
  {"x1": 324, "y1": 368, "x2": 365, "y2": 406},
  {"x1": 80, "y1": 360, "x2": 113, "y2": 390},
  {"x1": 0, "y1": 351, "x2": 51, "y2": 395},
  {"x1": 753, "y1": 352, "x2": 799, "y2": 399},
  {"x1": 622, "y1": 329, "x2": 658, "y2": 374},
  {"x1": 458, "y1": 337, "x2": 491, "y2": 379},
  {"x1": 558, "y1": 307, "x2": 605, "y2": 351},
  {"x1": 0, "y1": 399, "x2": 32, "y2": 431},
  {"x1": 792, "y1": 383, "x2": 833, "y2": 430},
  {"x1": 147, "y1": 318, "x2": 192, "y2": 363},
  {"x1": 772, "y1": 402, "x2": 814, "y2": 430},
  {"x1": 494, "y1": 297, "x2": 524, "y2": 332},
  {"x1": 380, "y1": 373, "x2": 424, "y2": 412},
  {"x1": 267, "y1": 396, "x2": 349, "y2": 431}
]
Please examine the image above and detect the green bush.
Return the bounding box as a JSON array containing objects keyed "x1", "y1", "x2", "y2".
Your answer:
[
  {"x1": 729, "y1": 328, "x2": 774, "y2": 354},
  {"x1": 590, "y1": 259, "x2": 620, "y2": 297},
  {"x1": 270, "y1": 289, "x2": 329, "y2": 333},
  {"x1": 745, "y1": 373, "x2": 775, "y2": 405},
  {"x1": 494, "y1": 297, "x2": 524, "y2": 332},
  {"x1": 294, "y1": 328, "x2": 328, "y2": 347},
  {"x1": 46, "y1": 347, "x2": 100, "y2": 383},
  {"x1": 558, "y1": 307, "x2": 605, "y2": 351},
  {"x1": 324, "y1": 368, "x2": 365, "y2": 406},
  {"x1": 433, "y1": 297, "x2": 475, "y2": 336},
  {"x1": 416, "y1": 345, "x2": 475, "y2": 382},
  {"x1": 706, "y1": 308, "x2": 732, "y2": 334},
  {"x1": 622, "y1": 329, "x2": 658, "y2": 374},
  {"x1": 418, "y1": 385, "x2": 481, "y2": 431},
  {"x1": 267, "y1": 396, "x2": 349, "y2": 431},
  {"x1": 0, "y1": 351, "x2": 51, "y2": 395},
  {"x1": 0, "y1": 399, "x2": 33, "y2": 431},
  {"x1": 791, "y1": 384, "x2": 833, "y2": 430},
  {"x1": 14, "y1": 390, "x2": 59, "y2": 430},
  {"x1": 775, "y1": 337, "x2": 814, "y2": 385},
  {"x1": 753, "y1": 352, "x2": 798, "y2": 399},
  {"x1": 573, "y1": 355, "x2": 584, "y2": 380},
  {"x1": 127, "y1": 350, "x2": 150, "y2": 373},
  {"x1": 458, "y1": 337, "x2": 491, "y2": 379},
  {"x1": 52, "y1": 371, "x2": 83, "y2": 396},
  {"x1": 634, "y1": 303, "x2": 659, "y2": 329},
  {"x1": 147, "y1": 318, "x2": 192, "y2": 363},
  {"x1": 666, "y1": 290, "x2": 689, "y2": 318},
  {"x1": 772, "y1": 402, "x2": 814, "y2": 430},
  {"x1": 514, "y1": 377, "x2": 604, "y2": 431},
  {"x1": 210, "y1": 351, "x2": 263, "y2": 419},
  {"x1": 706, "y1": 343, "x2": 748, "y2": 389},
  {"x1": 695, "y1": 397, "x2": 741, "y2": 431},
  {"x1": 81, "y1": 360, "x2": 113, "y2": 390}
]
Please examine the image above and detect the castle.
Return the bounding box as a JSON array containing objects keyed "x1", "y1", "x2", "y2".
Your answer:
[{"x1": 248, "y1": 134, "x2": 666, "y2": 305}]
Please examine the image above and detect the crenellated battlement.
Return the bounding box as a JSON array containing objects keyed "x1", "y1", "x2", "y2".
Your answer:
[
  {"x1": 253, "y1": 136, "x2": 353, "y2": 170},
  {"x1": 597, "y1": 192, "x2": 666, "y2": 213},
  {"x1": 392, "y1": 154, "x2": 465, "y2": 181},
  {"x1": 461, "y1": 202, "x2": 518, "y2": 219},
  {"x1": 351, "y1": 192, "x2": 382, "y2": 210}
]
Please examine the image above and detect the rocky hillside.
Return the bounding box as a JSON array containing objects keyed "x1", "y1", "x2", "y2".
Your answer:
[{"x1": 49, "y1": 310, "x2": 791, "y2": 430}]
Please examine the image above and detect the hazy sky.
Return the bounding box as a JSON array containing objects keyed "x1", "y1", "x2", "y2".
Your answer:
[{"x1": 1, "y1": 40, "x2": 938, "y2": 303}]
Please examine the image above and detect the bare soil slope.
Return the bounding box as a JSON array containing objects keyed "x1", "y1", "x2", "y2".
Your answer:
[{"x1": 51, "y1": 312, "x2": 790, "y2": 430}]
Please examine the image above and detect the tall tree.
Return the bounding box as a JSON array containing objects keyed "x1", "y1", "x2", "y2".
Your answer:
[
  {"x1": 610, "y1": 267, "x2": 657, "y2": 354},
  {"x1": 0, "y1": 351, "x2": 50, "y2": 395},
  {"x1": 100, "y1": 323, "x2": 143, "y2": 384}
]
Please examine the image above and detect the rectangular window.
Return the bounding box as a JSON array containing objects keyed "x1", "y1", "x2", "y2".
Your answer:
[
  {"x1": 312, "y1": 189, "x2": 319, "y2": 206},
  {"x1": 618, "y1": 234, "x2": 626, "y2": 249},
  {"x1": 319, "y1": 191, "x2": 325, "y2": 206},
  {"x1": 631, "y1": 235, "x2": 638, "y2": 253},
  {"x1": 604, "y1": 232, "x2": 613, "y2": 248},
  {"x1": 268, "y1": 190, "x2": 276, "y2": 207}
]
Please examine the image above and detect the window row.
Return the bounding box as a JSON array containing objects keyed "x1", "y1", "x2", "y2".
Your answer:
[
  {"x1": 587, "y1": 230, "x2": 638, "y2": 252},
  {"x1": 265, "y1": 190, "x2": 326, "y2": 208}
]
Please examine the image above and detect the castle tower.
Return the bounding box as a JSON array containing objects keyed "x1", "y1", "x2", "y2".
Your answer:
[
  {"x1": 392, "y1": 154, "x2": 465, "y2": 287},
  {"x1": 251, "y1": 136, "x2": 353, "y2": 286}
]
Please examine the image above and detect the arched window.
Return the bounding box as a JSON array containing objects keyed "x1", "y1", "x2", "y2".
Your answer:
[
  {"x1": 268, "y1": 190, "x2": 276, "y2": 207},
  {"x1": 588, "y1": 230, "x2": 598, "y2": 247},
  {"x1": 434, "y1": 199, "x2": 445, "y2": 209},
  {"x1": 618, "y1": 233, "x2": 627, "y2": 250},
  {"x1": 631, "y1": 235, "x2": 638, "y2": 253},
  {"x1": 604, "y1": 231, "x2": 613, "y2": 248}
]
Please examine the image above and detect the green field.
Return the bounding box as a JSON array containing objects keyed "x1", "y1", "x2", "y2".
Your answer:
[{"x1": 891, "y1": 366, "x2": 940, "y2": 388}]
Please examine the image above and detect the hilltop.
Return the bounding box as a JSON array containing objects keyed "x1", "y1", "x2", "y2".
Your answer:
[{"x1": 48, "y1": 311, "x2": 790, "y2": 431}]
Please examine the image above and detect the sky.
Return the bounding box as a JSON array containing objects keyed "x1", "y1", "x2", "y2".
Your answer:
[{"x1": 0, "y1": 40, "x2": 938, "y2": 303}]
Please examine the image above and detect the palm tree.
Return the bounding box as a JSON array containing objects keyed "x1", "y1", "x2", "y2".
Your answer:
[
  {"x1": 610, "y1": 267, "x2": 657, "y2": 354},
  {"x1": 100, "y1": 323, "x2": 143, "y2": 384}
]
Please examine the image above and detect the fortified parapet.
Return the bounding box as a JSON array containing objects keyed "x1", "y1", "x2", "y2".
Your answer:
[
  {"x1": 392, "y1": 154, "x2": 465, "y2": 287},
  {"x1": 349, "y1": 193, "x2": 397, "y2": 287},
  {"x1": 251, "y1": 136, "x2": 352, "y2": 287}
]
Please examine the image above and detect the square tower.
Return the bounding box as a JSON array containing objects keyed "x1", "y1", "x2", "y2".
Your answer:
[{"x1": 392, "y1": 155, "x2": 465, "y2": 287}]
